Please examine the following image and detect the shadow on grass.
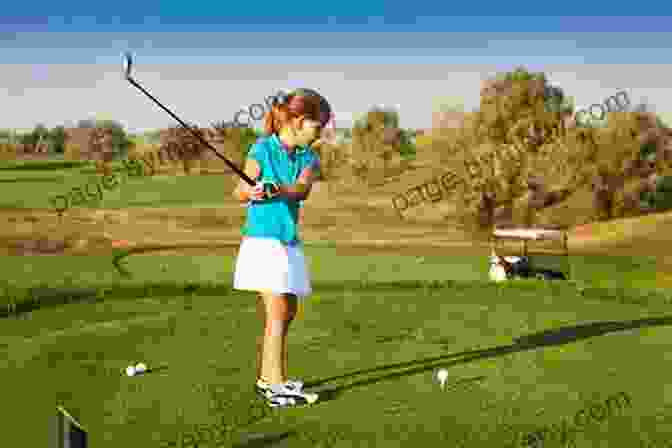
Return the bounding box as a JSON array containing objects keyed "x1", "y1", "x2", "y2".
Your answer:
[
  {"x1": 0, "y1": 282, "x2": 234, "y2": 319},
  {"x1": 231, "y1": 431, "x2": 295, "y2": 448},
  {"x1": 0, "y1": 287, "x2": 102, "y2": 318},
  {"x1": 309, "y1": 315, "x2": 672, "y2": 404},
  {"x1": 142, "y1": 365, "x2": 170, "y2": 375},
  {"x1": 111, "y1": 244, "x2": 241, "y2": 278}
]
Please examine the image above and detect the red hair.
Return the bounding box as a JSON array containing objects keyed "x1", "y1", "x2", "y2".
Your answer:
[{"x1": 263, "y1": 89, "x2": 333, "y2": 136}]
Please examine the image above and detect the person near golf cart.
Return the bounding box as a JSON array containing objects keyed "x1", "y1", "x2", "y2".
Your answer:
[{"x1": 233, "y1": 88, "x2": 330, "y2": 408}]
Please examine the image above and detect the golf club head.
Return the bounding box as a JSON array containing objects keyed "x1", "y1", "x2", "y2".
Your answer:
[{"x1": 122, "y1": 51, "x2": 133, "y2": 79}]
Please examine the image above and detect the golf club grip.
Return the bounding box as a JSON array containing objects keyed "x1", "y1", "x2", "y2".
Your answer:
[{"x1": 127, "y1": 77, "x2": 256, "y2": 186}]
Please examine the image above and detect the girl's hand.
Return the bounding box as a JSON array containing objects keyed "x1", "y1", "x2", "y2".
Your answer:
[
  {"x1": 249, "y1": 182, "x2": 280, "y2": 201},
  {"x1": 248, "y1": 182, "x2": 266, "y2": 201}
]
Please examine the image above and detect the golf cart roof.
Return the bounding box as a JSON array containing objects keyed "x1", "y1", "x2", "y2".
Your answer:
[{"x1": 492, "y1": 228, "x2": 566, "y2": 241}]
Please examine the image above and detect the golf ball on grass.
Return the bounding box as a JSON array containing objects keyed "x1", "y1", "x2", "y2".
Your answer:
[
  {"x1": 125, "y1": 362, "x2": 148, "y2": 376},
  {"x1": 435, "y1": 368, "x2": 449, "y2": 389}
]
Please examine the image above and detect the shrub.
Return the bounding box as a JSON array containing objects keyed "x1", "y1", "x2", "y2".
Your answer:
[
  {"x1": 650, "y1": 175, "x2": 672, "y2": 212},
  {"x1": 398, "y1": 129, "x2": 416, "y2": 158}
]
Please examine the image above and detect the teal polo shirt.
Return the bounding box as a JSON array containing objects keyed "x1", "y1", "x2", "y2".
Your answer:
[{"x1": 241, "y1": 134, "x2": 319, "y2": 244}]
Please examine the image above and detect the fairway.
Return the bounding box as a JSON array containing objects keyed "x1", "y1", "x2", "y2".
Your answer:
[
  {"x1": 1, "y1": 250, "x2": 672, "y2": 447},
  {"x1": 1, "y1": 154, "x2": 672, "y2": 447}
]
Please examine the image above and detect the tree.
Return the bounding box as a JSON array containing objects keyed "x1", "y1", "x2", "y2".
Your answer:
[
  {"x1": 19, "y1": 123, "x2": 49, "y2": 152},
  {"x1": 436, "y1": 66, "x2": 672, "y2": 230},
  {"x1": 0, "y1": 129, "x2": 11, "y2": 143},
  {"x1": 95, "y1": 119, "x2": 133, "y2": 159},
  {"x1": 653, "y1": 175, "x2": 672, "y2": 212},
  {"x1": 353, "y1": 105, "x2": 400, "y2": 131},
  {"x1": 0, "y1": 129, "x2": 20, "y2": 145},
  {"x1": 446, "y1": 67, "x2": 554, "y2": 232},
  {"x1": 75, "y1": 117, "x2": 132, "y2": 158},
  {"x1": 441, "y1": 66, "x2": 612, "y2": 232},
  {"x1": 398, "y1": 129, "x2": 416, "y2": 158},
  {"x1": 49, "y1": 125, "x2": 67, "y2": 153},
  {"x1": 544, "y1": 85, "x2": 574, "y2": 118},
  {"x1": 350, "y1": 105, "x2": 409, "y2": 185},
  {"x1": 502, "y1": 66, "x2": 546, "y2": 83}
]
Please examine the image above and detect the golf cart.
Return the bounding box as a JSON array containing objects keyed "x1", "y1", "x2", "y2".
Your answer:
[{"x1": 489, "y1": 227, "x2": 570, "y2": 282}]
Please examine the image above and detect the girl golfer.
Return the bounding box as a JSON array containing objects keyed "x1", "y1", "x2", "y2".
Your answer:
[{"x1": 233, "y1": 88, "x2": 330, "y2": 408}]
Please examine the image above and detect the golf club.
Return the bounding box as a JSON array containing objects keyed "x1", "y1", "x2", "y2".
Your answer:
[{"x1": 121, "y1": 51, "x2": 278, "y2": 196}]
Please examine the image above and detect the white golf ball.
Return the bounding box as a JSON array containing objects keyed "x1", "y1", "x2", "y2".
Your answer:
[
  {"x1": 126, "y1": 365, "x2": 136, "y2": 377},
  {"x1": 135, "y1": 362, "x2": 147, "y2": 373},
  {"x1": 436, "y1": 368, "x2": 449, "y2": 383}
]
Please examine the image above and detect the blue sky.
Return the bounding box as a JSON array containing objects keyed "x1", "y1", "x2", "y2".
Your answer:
[
  {"x1": 2, "y1": 10, "x2": 672, "y2": 131},
  {"x1": 3, "y1": 14, "x2": 671, "y2": 32}
]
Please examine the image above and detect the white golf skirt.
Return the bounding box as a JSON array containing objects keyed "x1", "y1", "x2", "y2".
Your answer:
[{"x1": 233, "y1": 237, "x2": 312, "y2": 298}]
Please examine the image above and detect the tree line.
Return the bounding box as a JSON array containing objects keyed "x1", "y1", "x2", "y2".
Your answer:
[{"x1": 0, "y1": 119, "x2": 134, "y2": 158}]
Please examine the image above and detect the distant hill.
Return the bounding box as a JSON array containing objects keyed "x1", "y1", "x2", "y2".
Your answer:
[{"x1": 568, "y1": 209, "x2": 672, "y2": 258}]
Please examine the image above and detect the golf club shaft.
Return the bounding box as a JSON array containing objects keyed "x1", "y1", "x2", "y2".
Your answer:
[{"x1": 126, "y1": 76, "x2": 256, "y2": 186}]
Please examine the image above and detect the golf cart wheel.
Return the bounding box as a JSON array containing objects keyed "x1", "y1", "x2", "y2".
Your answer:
[{"x1": 536, "y1": 271, "x2": 564, "y2": 281}]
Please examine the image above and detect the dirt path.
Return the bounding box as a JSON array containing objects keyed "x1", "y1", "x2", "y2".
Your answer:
[{"x1": 0, "y1": 181, "x2": 671, "y2": 260}]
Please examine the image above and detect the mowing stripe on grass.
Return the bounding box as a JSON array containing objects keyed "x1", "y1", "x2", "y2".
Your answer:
[{"x1": 2, "y1": 279, "x2": 672, "y2": 319}]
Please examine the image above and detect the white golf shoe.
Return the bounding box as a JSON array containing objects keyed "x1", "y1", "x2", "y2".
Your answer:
[{"x1": 266, "y1": 381, "x2": 318, "y2": 408}]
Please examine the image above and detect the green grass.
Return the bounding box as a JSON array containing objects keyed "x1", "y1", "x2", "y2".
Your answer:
[
  {"x1": 1, "y1": 274, "x2": 671, "y2": 447},
  {"x1": 0, "y1": 249, "x2": 667, "y2": 322},
  {"x1": 0, "y1": 158, "x2": 91, "y2": 170},
  {"x1": 5, "y1": 165, "x2": 232, "y2": 210},
  {"x1": 0, "y1": 249, "x2": 663, "y2": 297},
  {"x1": 0, "y1": 249, "x2": 670, "y2": 447}
]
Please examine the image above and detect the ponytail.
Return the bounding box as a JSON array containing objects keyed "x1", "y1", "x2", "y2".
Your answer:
[
  {"x1": 263, "y1": 104, "x2": 290, "y2": 136},
  {"x1": 262, "y1": 108, "x2": 275, "y2": 136},
  {"x1": 263, "y1": 89, "x2": 332, "y2": 136}
]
